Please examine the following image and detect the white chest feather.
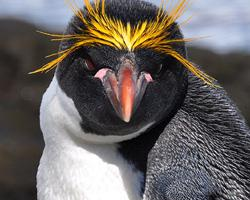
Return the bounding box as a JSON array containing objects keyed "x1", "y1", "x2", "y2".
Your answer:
[
  {"x1": 37, "y1": 76, "x2": 144, "y2": 200},
  {"x1": 37, "y1": 143, "x2": 143, "y2": 200}
]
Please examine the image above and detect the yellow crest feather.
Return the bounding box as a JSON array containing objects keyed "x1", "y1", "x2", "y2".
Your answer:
[{"x1": 30, "y1": 0, "x2": 216, "y2": 86}]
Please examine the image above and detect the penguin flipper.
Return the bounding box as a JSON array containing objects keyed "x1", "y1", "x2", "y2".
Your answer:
[
  {"x1": 142, "y1": 108, "x2": 218, "y2": 200},
  {"x1": 143, "y1": 168, "x2": 216, "y2": 200}
]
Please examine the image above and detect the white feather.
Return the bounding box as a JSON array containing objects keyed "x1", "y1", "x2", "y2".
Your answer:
[{"x1": 37, "y1": 76, "x2": 144, "y2": 200}]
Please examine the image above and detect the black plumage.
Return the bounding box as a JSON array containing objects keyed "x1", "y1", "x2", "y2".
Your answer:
[{"x1": 143, "y1": 75, "x2": 250, "y2": 199}]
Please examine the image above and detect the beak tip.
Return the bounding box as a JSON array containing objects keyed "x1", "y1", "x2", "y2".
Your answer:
[{"x1": 122, "y1": 115, "x2": 131, "y2": 123}]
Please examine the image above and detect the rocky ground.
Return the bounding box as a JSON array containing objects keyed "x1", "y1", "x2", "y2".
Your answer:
[{"x1": 0, "y1": 19, "x2": 249, "y2": 199}]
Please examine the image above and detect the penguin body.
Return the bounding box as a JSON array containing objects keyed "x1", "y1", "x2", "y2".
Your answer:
[{"x1": 36, "y1": 0, "x2": 250, "y2": 199}]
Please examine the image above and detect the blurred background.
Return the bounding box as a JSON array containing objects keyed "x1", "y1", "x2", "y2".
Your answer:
[{"x1": 0, "y1": 0, "x2": 249, "y2": 199}]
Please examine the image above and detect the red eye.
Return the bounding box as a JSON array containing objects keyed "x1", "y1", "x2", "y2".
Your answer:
[{"x1": 84, "y1": 58, "x2": 95, "y2": 71}]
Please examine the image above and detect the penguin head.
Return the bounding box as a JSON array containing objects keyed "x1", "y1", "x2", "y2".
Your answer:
[{"x1": 35, "y1": 0, "x2": 214, "y2": 142}]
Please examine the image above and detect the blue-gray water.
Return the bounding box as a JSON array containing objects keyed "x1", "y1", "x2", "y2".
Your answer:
[{"x1": 0, "y1": 0, "x2": 250, "y2": 53}]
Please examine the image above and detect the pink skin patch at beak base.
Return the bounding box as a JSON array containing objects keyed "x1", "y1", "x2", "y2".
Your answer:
[
  {"x1": 95, "y1": 68, "x2": 153, "y2": 83},
  {"x1": 94, "y1": 68, "x2": 110, "y2": 80},
  {"x1": 144, "y1": 73, "x2": 153, "y2": 82}
]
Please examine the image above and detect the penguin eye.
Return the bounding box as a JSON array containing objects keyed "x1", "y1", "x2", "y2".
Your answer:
[
  {"x1": 144, "y1": 63, "x2": 164, "y2": 79},
  {"x1": 83, "y1": 56, "x2": 95, "y2": 71},
  {"x1": 156, "y1": 64, "x2": 163, "y2": 75}
]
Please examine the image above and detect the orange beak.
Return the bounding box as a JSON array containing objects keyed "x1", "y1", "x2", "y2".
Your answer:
[
  {"x1": 119, "y1": 66, "x2": 136, "y2": 122},
  {"x1": 95, "y1": 59, "x2": 152, "y2": 123}
]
